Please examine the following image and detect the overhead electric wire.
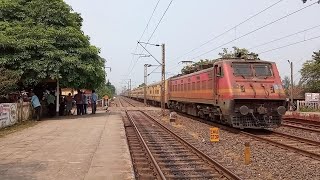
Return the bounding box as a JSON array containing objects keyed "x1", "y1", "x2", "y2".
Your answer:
[
  {"x1": 146, "y1": 0, "x2": 173, "y2": 43},
  {"x1": 169, "y1": 0, "x2": 285, "y2": 63},
  {"x1": 126, "y1": 0, "x2": 162, "y2": 76},
  {"x1": 258, "y1": 35, "x2": 320, "y2": 54},
  {"x1": 191, "y1": 1, "x2": 319, "y2": 60},
  {"x1": 128, "y1": 0, "x2": 174, "y2": 76},
  {"x1": 249, "y1": 24, "x2": 320, "y2": 50}
]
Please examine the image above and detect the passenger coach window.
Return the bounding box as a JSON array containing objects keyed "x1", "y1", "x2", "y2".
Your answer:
[
  {"x1": 233, "y1": 64, "x2": 252, "y2": 76},
  {"x1": 254, "y1": 64, "x2": 273, "y2": 77}
]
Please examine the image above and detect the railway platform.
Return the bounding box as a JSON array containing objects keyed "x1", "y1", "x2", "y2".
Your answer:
[{"x1": 0, "y1": 111, "x2": 134, "y2": 180}]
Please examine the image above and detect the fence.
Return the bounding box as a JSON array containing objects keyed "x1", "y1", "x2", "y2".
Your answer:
[
  {"x1": 296, "y1": 100, "x2": 320, "y2": 112},
  {"x1": 0, "y1": 102, "x2": 33, "y2": 129}
]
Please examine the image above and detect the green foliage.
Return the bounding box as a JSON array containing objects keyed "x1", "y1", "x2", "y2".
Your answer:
[
  {"x1": 138, "y1": 83, "x2": 146, "y2": 88},
  {"x1": 97, "y1": 81, "x2": 116, "y2": 99},
  {"x1": 181, "y1": 59, "x2": 216, "y2": 75},
  {"x1": 0, "y1": 0, "x2": 105, "y2": 90},
  {"x1": 300, "y1": 50, "x2": 320, "y2": 92},
  {"x1": 0, "y1": 68, "x2": 21, "y2": 97},
  {"x1": 218, "y1": 47, "x2": 259, "y2": 59},
  {"x1": 180, "y1": 47, "x2": 259, "y2": 75},
  {"x1": 282, "y1": 76, "x2": 290, "y2": 96}
]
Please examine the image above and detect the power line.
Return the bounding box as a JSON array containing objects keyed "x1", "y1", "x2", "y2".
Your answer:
[
  {"x1": 259, "y1": 35, "x2": 320, "y2": 54},
  {"x1": 128, "y1": 0, "x2": 174, "y2": 76},
  {"x1": 146, "y1": 0, "x2": 174, "y2": 43},
  {"x1": 192, "y1": 1, "x2": 318, "y2": 60},
  {"x1": 126, "y1": 0, "x2": 162, "y2": 76},
  {"x1": 169, "y1": 0, "x2": 285, "y2": 63},
  {"x1": 249, "y1": 24, "x2": 320, "y2": 50},
  {"x1": 139, "y1": 0, "x2": 162, "y2": 42}
]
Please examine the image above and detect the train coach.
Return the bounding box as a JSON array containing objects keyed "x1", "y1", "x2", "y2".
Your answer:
[{"x1": 127, "y1": 58, "x2": 287, "y2": 129}]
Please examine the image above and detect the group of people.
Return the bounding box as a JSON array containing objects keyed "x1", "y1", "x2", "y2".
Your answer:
[
  {"x1": 71, "y1": 89, "x2": 98, "y2": 115},
  {"x1": 30, "y1": 89, "x2": 99, "y2": 120}
]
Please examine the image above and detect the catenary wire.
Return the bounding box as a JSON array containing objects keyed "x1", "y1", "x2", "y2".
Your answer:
[
  {"x1": 128, "y1": 0, "x2": 174, "y2": 77},
  {"x1": 191, "y1": 1, "x2": 318, "y2": 60},
  {"x1": 127, "y1": 0, "x2": 162, "y2": 75},
  {"x1": 258, "y1": 35, "x2": 320, "y2": 54},
  {"x1": 249, "y1": 24, "x2": 320, "y2": 50},
  {"x1": 169, "y1": 0, "x2": 285, "y2": 63}
]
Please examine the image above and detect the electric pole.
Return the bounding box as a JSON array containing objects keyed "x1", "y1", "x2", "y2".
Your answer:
[
  {"x1": 288, "y1": 60, "x2": 294, "y2": 110},
  {"x1": 161, "y1": 44, "x2": 166, "y2": 116},
  {"x1": 144, "y1": 64, "x2": 148, "y2": 106}
]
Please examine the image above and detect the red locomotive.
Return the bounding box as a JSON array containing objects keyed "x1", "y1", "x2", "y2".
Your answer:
[{"x1": 168, "y1": 58, "x2": 287, "y2": 129}]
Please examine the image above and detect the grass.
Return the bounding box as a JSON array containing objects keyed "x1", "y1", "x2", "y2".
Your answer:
[{"x1": 0, "y1": 120, "x2": 39, "y2": 138}]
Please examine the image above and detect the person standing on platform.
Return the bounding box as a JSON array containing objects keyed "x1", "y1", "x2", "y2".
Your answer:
[
  {"x1": 47, "y1": 91, "x2": 55, "y2": 117},
  {"x1": 74, "y1": 90, "x2": 84, "y2": 115},
  {"x1": 65, "y1": 93, "x2": 73, "y2": 115},
  {"x1": 30, "y1": 92, "x2": 41, "y2": 121},
  {"x1": 91, "y1": 90, "x2": 98, "y2": 114},
  {"x1": 83, "y1": 93, "x2": 88, "y2": 114}
]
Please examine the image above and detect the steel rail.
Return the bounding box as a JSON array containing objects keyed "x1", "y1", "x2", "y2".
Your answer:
[
  {"x1": 283, "y1": 118, "x2": 320, "y2": 126},
  {"x1": 283, "y1": 119, "x2": 320, "y2": 128},
  {"x1": 121, "y1": 97, "x2": 136, "y2": 107},
  {"x1": 141, "y1": 111, "x2": 242, "y2": 180},
  {"x1": 241, "y1": 131, "x2": 320, "y2": 161},
  {"x1": 282, "y1": 123, "x2": 320, "y2": 133},
  {"x1": 174, "y1": 111, "x2": 320, "y2": 161},
  {"x1": 269, "y1": 131, "x2": 320, "y2": 146},
  {"x1": 125, "y1": 111, "x2": 166, "y2": 180}
]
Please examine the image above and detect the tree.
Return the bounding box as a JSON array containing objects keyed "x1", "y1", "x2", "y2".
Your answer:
[
  {"x1": 300, "y1": 50, "x2": 320, "y2": 92},
  {"x1": 138, "y1": 83, "x2": 146, "y2": 88},
  {"x1": 181, "y1": 59, "x2": 216, "y2": 74},
  {"x1": 180, "y1": 47, "x2": 259, "y2": 75},
  {"x1": 0, "y1": 68, "x2": 21, "y2": 97},
  {"x1": 97, "y1": 81, "x2": 116, "y2": 99},
  {"x1": 218, "y1": 47, "x2": 259, "y2": 59},
  {"x1": 0, "y1": 0, "x2": 105, "y2": 90},
  {"x1": 282, "y1": 76, "x2": 291, "y2": 96}
]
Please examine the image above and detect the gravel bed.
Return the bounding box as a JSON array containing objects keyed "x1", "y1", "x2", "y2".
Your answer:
[
  {"x1": 146, "y1": 110, "x2": 320, "y2": 180},
  {"x1": 273, "y1": 126, "x2": 320, "y2": 142}
]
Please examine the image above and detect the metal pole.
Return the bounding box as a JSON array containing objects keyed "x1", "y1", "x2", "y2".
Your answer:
[
  {"x1": 56, "y1": 78, "x2": 59, "y2": 116},
  {"x1": 290, "y1": 61, "x2": 294, "y2": 107},
  {"x1": 144, "y1": 64, "x2": 147, "y2": 106},
  {"x1": 161, "y1": 44, "x2": 166, "y2": 116}
]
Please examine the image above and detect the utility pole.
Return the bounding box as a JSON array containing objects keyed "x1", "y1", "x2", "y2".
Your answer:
[
  {"x1": 288, "y1": 60, "x2": 294, "y2": 110},
  {"x1": 144, "y1": 64, "x2": 148, "y2": 106},
  {"x1": 161, "y1": 44, "x2": 166, "y2": 116}
]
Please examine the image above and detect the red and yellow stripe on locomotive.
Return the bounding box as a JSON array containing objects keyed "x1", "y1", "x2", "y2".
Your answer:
[{"x1": 128, "y1": 58, "x2": 287, "y2": 129}]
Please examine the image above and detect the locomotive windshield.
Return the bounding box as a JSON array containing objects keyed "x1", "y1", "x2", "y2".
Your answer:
[
  {"x1": 253, "y1": 64, "x2": 272, "y2": 76},
  {"x1": 232, "y1": 63, "x2": 273, "y2": 77},
  {"x1": 232, "y1": 64, "x2": 252, "y2": 76}
]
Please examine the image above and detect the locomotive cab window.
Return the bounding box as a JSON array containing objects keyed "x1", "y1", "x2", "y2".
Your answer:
[
  {"x1": 217, "y1": 66, "x2": 223, "y2": 77},
  {"x1": 253, "y1": 64, "x2": 273, "y2": 77},
  {"x1": 232, "y1": 63, "x2": 252, "y2": 76}
]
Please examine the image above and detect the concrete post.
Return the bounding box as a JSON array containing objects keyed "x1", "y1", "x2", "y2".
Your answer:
[{"x1": 56, "y1": 79, "x2": 59, "y2": 116}]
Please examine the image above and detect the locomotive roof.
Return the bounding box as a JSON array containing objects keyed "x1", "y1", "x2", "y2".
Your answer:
[
  {"x1": 220, "y1": 58, "x2": 275, "y2": 63},
  {"x1": 169, "y1": 58, "x2": 275, "y2": 80}
]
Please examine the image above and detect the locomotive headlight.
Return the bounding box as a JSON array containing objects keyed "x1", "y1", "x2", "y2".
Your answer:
[
  {"x1": 239, "y1": 105, "x2": 249, "y2": 115},
  {"x1": 277, "y1": 106, "x2": 286, "y2": 115}
]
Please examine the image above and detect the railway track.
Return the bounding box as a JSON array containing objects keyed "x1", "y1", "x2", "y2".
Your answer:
[
  {"x1": 282, "y1": 120, "x2": 320, "y2": 133},
  {"x1": 125, "y1": 110, "x2": 241, "y2": 180},
  {"x1": 119, "y1": 97, "x2": 135, "y2": 107},
  {"x1": 242, "y1": 130, "x2": 320, "y2": 161},
  {"x1": 124, "y1": 98, "x2": 320, "y2": 162},
  {"x1": 173, "y1": 111, "x2": 320, "y2": 161}
]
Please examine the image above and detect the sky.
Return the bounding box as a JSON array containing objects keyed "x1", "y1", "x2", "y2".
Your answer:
[{"x1": 64, "y1": 0, "x2": 320, "y2": 93}]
